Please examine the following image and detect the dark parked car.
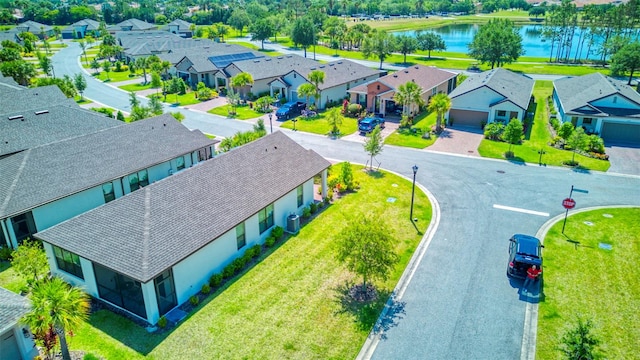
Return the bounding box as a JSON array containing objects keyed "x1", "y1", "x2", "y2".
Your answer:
[
  {"x1": 507, "y1": 234, "x2": 543, "y2": 279},
  {"x1": 358, "y1": 117, "x2": 385, "y2": 134},
  {"x1": 275, "y1": 101, "x2": 306, "y2": 120}
]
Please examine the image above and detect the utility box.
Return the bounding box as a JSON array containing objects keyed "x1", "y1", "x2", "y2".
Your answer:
[{"x1": 286, "y1": 214, "x2": 300, "y2": 234}]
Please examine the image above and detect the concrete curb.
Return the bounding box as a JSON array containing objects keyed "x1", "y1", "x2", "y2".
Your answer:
[{"x1": 521, "y1": 205, "x2": 640, "y2": 360}]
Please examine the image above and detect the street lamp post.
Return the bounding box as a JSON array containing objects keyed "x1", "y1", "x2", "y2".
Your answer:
[
  {"x1": 268, "y1": 112, "x2": 273, "y2": 134},
  {"x1": 410, "y1": 165, "x2": 418, "y2": 221}
]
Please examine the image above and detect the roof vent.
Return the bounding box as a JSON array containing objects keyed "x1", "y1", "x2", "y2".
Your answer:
[
  {"x1": 286, "y1": 55, "x2": 292, "y2": 58},
  {"x1": 414, "y1": 66, "x2": 419, "y2": 69},
  {"x1": 35, "y1": 110, "x2": 49, "y2": 115},
  {"x1": 310, "y1": 67, "x2": 316, "y2": 70},
  {"x1": 319, "y1": 65, "x2": 325, "y2": 68},
  {"x1": 404, "y1": 70, "x2": 409, "y2": 73},
  {"x1": 8, "y1": 115, "x2": 23, "y2": 120},
  {"x1": 329, "y1": 63, "x2": 335, "y2": 66},
  {"x1": 265, "y1": 58, "x2": 271, "y2": 61},
  {"x1": 393, "y1": 74, "x2": 398, "y2": 78},
  {"x1": 337, "y1": 61, "x2": 342, "y2": 64},
  {"x1": 277, "y1": 56, "x2": 284, "y2": 59}
]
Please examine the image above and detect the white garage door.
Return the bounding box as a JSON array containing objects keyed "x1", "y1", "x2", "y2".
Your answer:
[{"x1": 601, "y1": 122, "x2": 640, "y2": 144}]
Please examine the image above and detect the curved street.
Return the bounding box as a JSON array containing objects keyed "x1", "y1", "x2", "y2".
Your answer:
[{"x1": 53, "y1": 42, "x2": 640, "y2": 359}]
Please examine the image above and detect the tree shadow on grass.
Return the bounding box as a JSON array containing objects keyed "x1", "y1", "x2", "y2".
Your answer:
[
  {"x1": 413, "y1": 56, "x2": 446, "y2": 62},
  {"x1": 391, "y1": 62, "x2": 417, "y2": 67},
  {"x1": 333, "y1": 282, "x2": 404, "y2": 338},
  {"x1": 363, "y1": 168, "x2": 385, "y2": 178}
]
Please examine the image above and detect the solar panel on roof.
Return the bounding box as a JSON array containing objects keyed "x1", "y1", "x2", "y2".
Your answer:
[{"x1": 208, "y1": 52, "x2": 264, "y2": 68}]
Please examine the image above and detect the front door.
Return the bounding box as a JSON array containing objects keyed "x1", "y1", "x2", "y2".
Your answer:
[{"x1": 154, "y1": 270, "x2": 177, "y2": 316}]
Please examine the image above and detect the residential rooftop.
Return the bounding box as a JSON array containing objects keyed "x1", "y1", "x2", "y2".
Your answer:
[
  {"x1": 449, "y1": 68, "x2": 534, "y2": 110},
  {"x1": 0, "y1": 287, "x2": 30, "y2": 335},
  {"x1": 36, "y1": 132, "x2": 330, "y2": 283},
  {"x1": 0, "y1": 114, "x2": 216, "y2": 219}
]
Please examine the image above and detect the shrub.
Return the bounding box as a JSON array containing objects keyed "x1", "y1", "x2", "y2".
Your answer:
[
  {"x1": 339, "y1": 162, "x2": 354, "y2": 191},
  {"x1": 326, "y1": 189, "x2": 334, "y2": 202},
  {"x1": 345, "y1": 103, "x2": 362, "y2": 117},
  {"x1": 189, "y1": 295, "x2": 199, "y2": 306},
  {"x1": 302, "y1": 206, "x2": 311, "y2": 218},
  {"x1": 201, "y1": 283, "x2": 211, "y2": 294},
  {"x1": 265, "y1": 236, "x2": 276, "y2": 247},
  {"x1": 157, "y1": 316, "x2": 168, "y2": 329},
  {"x1": 116, "y1": 111, "x2": 125, "y2": 121},
  {"x1": 550, "y1": 117, "x2": 561, "y2": 131},
  {"x1": 222, "y1": 264, "x2": 235, "y2": 279},
  {"x1": 399, "y1": 115, "x2": 412, "y2": 128},
  {"x1": 271, "y1": 225, "x2": 284, "y2": 240},
  {"x1": 586, "y1": 134, "x2": 605, "y2": 154},
  {"x1": 232, "y1": 257, "x2": 246, "y2": 272},
  {"x1": 558, "y1": 122, "x2": 575, "y2": 140},
  {"x1": 114, "y1": 61, "x2": 123, "y2": 72},
  {"x1": 91, "y1": 107, "x2": 114, "y2": 117},
  {"x1": 248, "y1": 245, "x2": 261, "y2": 258},
  {"x1": 559, "y1": 318, "x2": 601, "y2": 360},
  {"x1": 241, "y1": 250, "x2": 253, "y2": 264},
  {"x1": 0, "y1": 246, "x2": 13, "y2": 261},
  {"x1": 309, "y1": 202, "x2": 318, "y2": 214},
  {"x1": 483, "y1": 122, "x2": 505, "y2": 141},
  {"x1": 209, "y1": 273, "x2": 223, "y2": 287}
]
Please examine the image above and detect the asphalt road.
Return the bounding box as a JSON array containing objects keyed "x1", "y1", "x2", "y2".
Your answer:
[{"x1": 52, "y1": 42, "x2": 640, "y2": 359}]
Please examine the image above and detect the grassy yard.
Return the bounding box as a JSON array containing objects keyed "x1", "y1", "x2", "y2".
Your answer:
[
  {"x1": 154, "y1": 92, "x2": 201, "y2": 106},
  {"x1": 279, "y1": 111, "x2": 358, "y2": 136},
  {"x1": 94, "y1": 70, "x2": 140, "y2": 83},
  {"x1": 0, "y1": 261, "x2": 26, "y2": 294},
  {"x1": 119, "y1": 82, "x2": 155, "y2": 92},
  {"x1": 208, "y1": 104, "x2": 265, "y2": 120},
  {"x1": 537, "y1": 207, "x2": 640, "y2": 360},
  {"x1": 385, "y1": 112, "x2": 438, "y2": 148},
  {"x1": 478, "y1": 81, "x2": 610, "y2": 172},
  {"x1": 5, "y1": 164, "x2": 431, "y2": 359}
]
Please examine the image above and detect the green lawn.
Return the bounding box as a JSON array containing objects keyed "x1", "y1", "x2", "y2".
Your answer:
[
  {"x1": 119, "y1": 82, "x2": 155, "y2": 92},
  {"x1": 279, "y1": 111, "x2": 358, "y2": 136},
  {"x1": 537, "y1": 208, "x2": 640, "y2": 360},
  {"x1": 478, "y1": 81, "x2": 610, "y2": 172},
  {"x1": 95, "y1": 70, "x2": 140, "y2": 83},
  {"x1": 208, "y1": 104, "x2": 265, "y2": 120},
  {"x1": 385, "y1": 112, "x2": 438, "y2": 148},
  {"x1": 0, "y1": 261, "x2": 26, "y2": 294},
  {"x1": 9, "y1": 163, "x2": 431, "y2": 359}
]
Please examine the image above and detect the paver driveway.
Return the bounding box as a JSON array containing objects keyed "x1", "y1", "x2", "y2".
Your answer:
[{"x1": 427, "y1": 125, "x2": 484, "y2": 156}]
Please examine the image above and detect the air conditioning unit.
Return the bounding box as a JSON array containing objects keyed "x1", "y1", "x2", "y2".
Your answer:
[{"x1": 286, "y1": 214, "x2": 300, "y2": 234}]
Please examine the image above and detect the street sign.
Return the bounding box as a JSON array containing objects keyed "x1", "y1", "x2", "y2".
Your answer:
[
  {"x1": 573, "y1": 188, "x2": 589, "y2": 194},
  {"x1": 562, "y1": 198, "x2": 576, "y2": 209}
]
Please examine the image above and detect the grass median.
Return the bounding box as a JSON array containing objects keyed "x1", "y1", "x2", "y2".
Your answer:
[
  {"x1": 1, "y1": 163, "x2": 431, "y2": 359},
  {"x1": 537, "y1": 207, "x2": 640, "y2": 359}
]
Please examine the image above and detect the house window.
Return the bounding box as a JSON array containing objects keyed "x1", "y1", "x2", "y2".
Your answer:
[
  {"x1": 432, "y1": 87, "x2": 437, "y2": 95},
  {"x1": 377, "y1": 84, "x2": 380, "y2": 90},
  {"x1": 138, "y1": 170, "x2": 149, "y2": 187},
  {"x1": 53, "y1": 246, "x2": 84, "y2": 279},
  {"x1": 297, "y1": 186, "x2": 303, "y2": 208},
  {"x1": 258, "y1": 203, "x2": 274, "y2": 234},
  {"x1": 582, "y1": 118, "x2": 593, "y2": 125},
  {"x1": 154, "y1": 270, "x2": 177, "y2": 316},
  {"x1": 129, "y1": 173, "x2": 140, "y2": 191},
  {"x1": 496, "y1": 110, "x2": 506, "y2": 117},
  {"x1": 236, "y1": 223, "x2": 246, "y2": 250},
  {"x1": 11, "y1": 212, "x2": 36, "y2": 244},
  {"x1": 613, "y1": 96, "x2": 617, "y2": 103},
  {"x1": 103, "y1": 183, "x2": 115, "y2": 203},
  {"x1": 94, "y1": 263, "x2": 146, "y2": 318},
  {"x1": 176, "y1": 156, "x2": 185, "y2": 171}
]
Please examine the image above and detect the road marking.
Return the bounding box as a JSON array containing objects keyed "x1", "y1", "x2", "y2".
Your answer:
[{"x1": 493, "y1": 204, "x2": 549, "y2": 217}]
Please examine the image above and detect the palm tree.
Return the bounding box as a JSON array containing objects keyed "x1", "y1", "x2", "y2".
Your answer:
[
  {"x1": 308, "y1": 70, "x2": 325, "y2": 109},
  {"x1": 393, "y1": 81, "x2": 425, "y2": 119},
  {"x1": 135, "y1": 57, "x2": 149, "y2": 85},
  {"x1": 428, "y1": 93, "x2": 451, "y2": 132},
  {"x1": 78, "y1": 40, "x2": 88, "y2": 65},
  {"x1": 22, "y1": 277, "x2": 90, "y2": 360},
  {"x1": 230, "y1": 72, "x2": 254, "y2": 99},
  {"x1": 297, "y1": 83, "x2": 316, "y2": 109}
]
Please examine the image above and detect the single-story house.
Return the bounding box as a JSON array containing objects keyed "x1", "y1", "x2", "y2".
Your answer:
[
  {"x1": 116, "y1": 31, "x2": 216, "y2": 62},
  {"x1": 14, "y1": 20, "x2": 54, "y2": 39},
  {"x1": 107, "y1": 18, "x2": 157, "y2": 33},
  {"x1": 163, "y1": 19, "x2": 193, "y2": 38},
  {"x1": 61, "y1": 18, "x2": 100, "y2": 39},
  {"x1": 0, "y1": 114, "x2": 217, "y2": 249},
  {"x1": 447, "y1": 68, "x2": 535, "y2": 128},
  {"x1": 35, "y1": 132, "x2": 331, "y2": 326},
  {"x1": 174, "y1": 46, "x2": 263, "y2": 90},
  {"x1": 0, "y1": 287, "x2": 38, "y2": 360},
  {"x1": 552, "y1": 72, "x2": 640, "y2": 144},
  {"x1": 347, "y1": 65, "x2": 458, "y2": 117},
  {"x1": 223, "y1": 55, "x2": 382, "y2": 108}
]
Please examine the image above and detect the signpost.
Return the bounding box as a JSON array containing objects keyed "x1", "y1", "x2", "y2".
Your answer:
[{"x1": 562, "y1": 185, "x2": 589, "y2": 233}]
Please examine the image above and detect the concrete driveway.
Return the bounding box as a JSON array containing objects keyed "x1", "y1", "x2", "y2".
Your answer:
[
  {"x1": 606, "y1": 143, "x2": 640, "y2": 176},
  {"x1": 428, "y1": 125, "x2": 484, "y2": 157}
]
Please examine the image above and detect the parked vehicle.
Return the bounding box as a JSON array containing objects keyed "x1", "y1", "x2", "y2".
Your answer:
[
  {"x1": 506, "y1": 234, "x2": 543, "y2": 279},
  {"x1": 358, "y1": 117, "x2": 385, "y2": 135},
  {"x1": 276, "y1": 101, "x2": 306, "y2": 120}
]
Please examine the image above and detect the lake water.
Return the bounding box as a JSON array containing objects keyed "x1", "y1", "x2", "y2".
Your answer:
[{"x1": 395, "y1": 24, "x2": 602, "y2": 59}]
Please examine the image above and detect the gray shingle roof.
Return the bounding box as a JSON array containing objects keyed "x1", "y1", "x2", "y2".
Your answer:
[
  {"x1": 0, "y1": 287, "x2": 30, "y2": 334},
  {"x1": 16, "y1": 20, "x2": 52, "y2": 33},
  {"x1": 231, "y1": 54, "x2": 320, "y2": 81},
  {"x1": 449, "y1": 68, "x2": 534, "y2": 110},
  {"x1": 553, "y1": 72, "x2": 640, "y2": 117},
  {"x1": 1, "y1": 104, "x2": 122, "y2": 157},
  {"x1": 0, "y1": 85, "x2": 70, "y2": 115},
  {"x1": 0, "y1": 75, "x2": 21, "y2": 88},
  {"x1": 0, "y1": 114, "x2": 217, "y2": 219},
  {"x1": 296, "y1": 59, "x2": 383, "y2": 90},
  {"x1": 164, "y1": 19, "x2": 193, "y2": 31},
  {"x1": 108, "y1": 18, "x2": 156, "y2": 32},
  {"x1": 62, "y1": 18, "x2": 100, "y2": 32},
  {"x1": 118, "y1": 32, "x2": 217, "y2": 57},
  {"x1": 36, "y1": 132, "x2": 330, "y2": 283}
]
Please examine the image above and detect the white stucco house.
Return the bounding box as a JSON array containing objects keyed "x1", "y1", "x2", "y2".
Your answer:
[
  {"x1": 0, "y1": 287, "x2": 37, "y2": 360},
  {"x1": 447, "y1": 68, "x2": 535, "y2": 128},
  {"x1": 0, "y1": 113, "x2": 217, "y2": 249},
  {"x1": 552, "y1": 72, "x2": 640, "y2": 144},
  {"x1": 35, "y1": 132, "x2": 331, "y2": 326}
]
